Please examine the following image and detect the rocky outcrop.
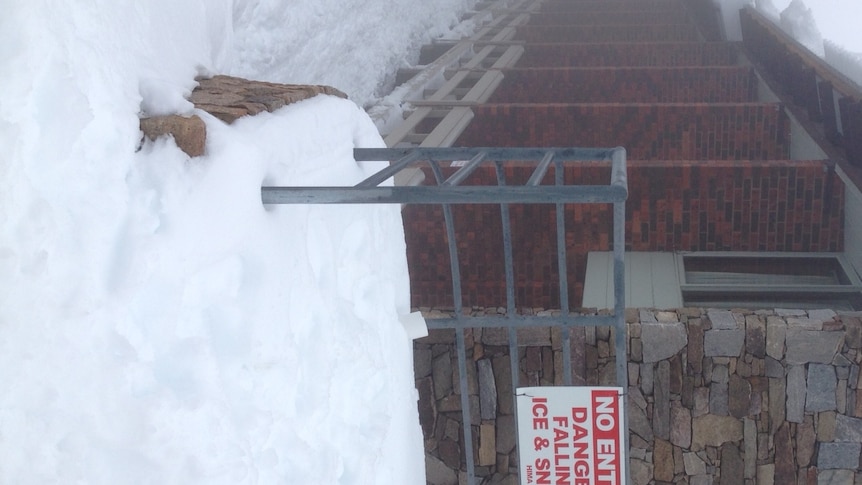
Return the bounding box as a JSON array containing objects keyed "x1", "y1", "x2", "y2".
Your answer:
[{"x1": 139, "y1": 75, "x2": 347, "y2": 157}]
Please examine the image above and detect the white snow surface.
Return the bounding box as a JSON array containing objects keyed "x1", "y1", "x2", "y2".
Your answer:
[{"x1": 0, "y1": 0, "x2": 487, "y2": 483}]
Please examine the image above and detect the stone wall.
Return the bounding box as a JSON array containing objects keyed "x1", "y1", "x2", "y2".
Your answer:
[{"x1": 414, "y1": 307, "x2": 862, "y2": 485}]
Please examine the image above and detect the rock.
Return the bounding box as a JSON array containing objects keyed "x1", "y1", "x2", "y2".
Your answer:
[
  {"x1": 818, "y1": 411, "x2": 837, "y2": 441},
  {"x1": 426, "y1": 453, "x2": 457, "y2": 485},
  {"x1": 629, "y1": 398, "x2": 654, "y2": 442},
  {"x1": 629, "y1": 459, "x2": 653, "y2": 485},
  {"x1": 433, "y1": 352, "x2": 453, "y2": 400},
  {"x1": 756, "y1": 463, "x2": 774, "y2": 485},
  {"x1": 786, "y1": 365, "x2": 807, "y2": 423},
  {"x1": 744, "y1": 418, "x2": 756, "y2": 478},
  {"x1": 654, "y1": 360, "x2": 671, "y2": 440},
  {"x1": 818, "y1": 442, "x2": 861, "y2": 469},
  {"x1": 139, "y1": 114, "x2": 206, "y2": 157},
  {"x1": 785, "y1": 329, "x2": 843, "y2": 364},
  {"x1": 729, "y1": 375, "x2": 751, "y2": 418},
  {"x1": 765, "y1": 356, "x2": 784, "y2": 378},
  {"x1": 745, "y1": 315, "x2": 766, "y2": 357},
  {"x1": 654, "y1": 439, "x2": 674, "y2": 482},
  {"x1": 496, "y1": 414, "x2": 516, "y2": 454},
  {"x1": 710, "y1": 380, "x2": 729, "y2": 416},
  {"x1": 670, "y1": 403, "x2": 692, "y2": 448},
  {"x1": 687, "y1": 318, "x2": 704, "y2": 374},
  {"x1": 768, "y1": 377, "x2": 786, "y2": 433},
  {"x1": 835, "y1": 414, "x2": 862, "y2": 442},
  {"x1": 708, "y1": 310, "x2": 740, "y2": 329},
  {"x1": 414, "y1": 347, "x2": 433, "y2": 377},
  {"x1": 691, "y1": 414, "x2": 743, "y2": 450},
  {"x1": 640, "y1": 363, "x2": 654, "y2": 396},
  {"x1": 438, "y1": 439, "x2": 460, "y2": 469},
  {"x1": 704, "y1": 328, "x2": 745, "y2": 357},
  {"x1": 478, "y1": 359, "x2": 497, "y2": 420},
  {"x1": 478, "y1": 424, "x2": 496, "y2": 466},
  {"x1": 417, "y1": 377, "x2": 436, "y2": 437},
  {"x1": 766, "y1": 316, "x2": 786, "y2": 360},
  {"x1": 806, "y1": 364, "x2": 837, "y2": 412},
  {"x1": 683, "y1": 452, "x2": 706, "y2": 475},
  {"x1": 774, "y1": 423, "x2": 795, "y2": 485},
  {"x1": 796, "y1": 416, "x2": 815, "y2": 467},
  {"x1": 787, "y1": 317, "x2": 823, "y2": 330},
  {"x1": 719, "y1": 442, "x2": 743, "y2": 485},
  {"x1": 641, "y1": 322, "x2": 687, "y2": 362},
  {"x1": 844, "y1": 316, "x2": 862, "y2": 349},
  {"x1": 817, "y1": 469, "x2": 855, "y2": 485},
  {"x1": 808, "y1": 309, "x2": 837, "y2": 322}
]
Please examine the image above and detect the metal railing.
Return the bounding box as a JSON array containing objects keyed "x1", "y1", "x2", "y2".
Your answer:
[{"x1": 262, "y1": 146, "x2": 629, "y2": 485}]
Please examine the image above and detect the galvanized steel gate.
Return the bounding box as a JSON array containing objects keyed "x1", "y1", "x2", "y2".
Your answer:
[{"x1": 262, "y1": 147, "x2": 629, "y2": 485}]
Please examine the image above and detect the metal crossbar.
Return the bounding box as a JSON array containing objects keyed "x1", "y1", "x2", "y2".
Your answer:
[{"x1": 261, "y1": 147, "x2": 629, "y2": 485}]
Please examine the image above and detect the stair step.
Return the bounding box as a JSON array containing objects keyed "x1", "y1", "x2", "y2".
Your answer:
[
  {"x1": 538, "y1": 0, "x2": 684, "y2": 12},
  {"x1": 516, "y1": 24, "x2": 700, "y2": 43},
  {"x1": 528, "y1": 10, "x2": 691, "y2": 26},
  {"x1": 490, "y1": 66, "x2": 757, "y2": 103},
  {"x1": 455, "y1": 103, "x2": 790, "y2": 160},
  {"x1": 517, "y1": 42, "x2": 739, "y2": 67}
]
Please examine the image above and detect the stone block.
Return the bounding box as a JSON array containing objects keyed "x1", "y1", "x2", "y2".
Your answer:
[
  {"x1": 683, "y1": 452, "x2": 706, "y2": 475},
  {"x1": 787, "y1": 317, "x2": 824, "y2": 330},
  {"x1": 654, "y1": 360, "x2": 671, "y2": 440},
  {"x1": 687, "y1": 318, "x2": 704, "y2": 374},
  {"x1": 433, "y1": 352, "x2": 454, "y2": 400},
  {"x1": 769, "y1": 377, "x2": 786, "y2": 433},
  {"x1": 630, "y1": 459, "x2": 653, "y2": 485},
  {"x1": 746, "y1": 314, "x2": 766, "y2": 358},
  {"x1": 478, "y1": 359, "x2": 497, "y2": 420},
  {"x1": 704, "y1": 329, "x2": 745, "y2": 357},
  {"x1": 756, "y1": 463, "x2": 775, "y2": 485},
  {"x1": 797, "y1": 415, "x2": 816, "y2": 467},
  {"x1": 844, "y1": 316, "x2": 862, "y2": 349},
  {"x1": 818, "y1": 469, "x2": 855, "y2": 485},
  {"x1": 670, "y1": 403, "x2": 692, "y2": 448},
  {"x1": 818, "y1": 411, "x2": 837, "y2": 441},
  {"x1": 654, "y1": 439, "x2": 674, "y2": 482},
  {"x1": 785, "y1": 329, "x2": 844, "y2": 364},
  {"x1": 806, "y1": 364, "x2": 837, "y2": 412},
  {"x1": 835, "y1": 414, "x2": 862, "y2": 442},
  {"x1": 478, "y1": 424, "x2": 496, "y2": 466},
  {"x1": 496, "y1": 414, "x2": 516, "y2": 454},
  {"x1": 818, "y1": 442, "x2": 861, "y2": 469},
  {"x1": 414, "y1": 347, "x2": 433, "y2": 378},
  {"x1": 729, "y1": 374, "x2": 752, "y2": 418},
  {"x1": 641, "y1": 322, "x2": 687, "y2": 362},
  {"x1": 139, "y1": 114, "x2": 206, "y2": 157},
  {"x1": 710, "y1": 380, "x2": 729, "y2": 416},
  {"x1": 426, "y1": 453, "x2": 458, "y2": 485},
  {"x1": 691, "y1": 414, "x2": 742, "y2": 450},
  {"x1": 774, "y1": 423, "x2": 795, "y2": 485},
  {"x1": 719, "y1": 442, "x2": 743, "y2": 485},
  {"x1": 708, "y1": 310, "x2": 740, "y2": 329},
  {"x1": 786, "y1": 365, "x2": 807, "y2": 423},
  {"x1": 766, "y1": 316, "x2": 787, "y2": 360}
]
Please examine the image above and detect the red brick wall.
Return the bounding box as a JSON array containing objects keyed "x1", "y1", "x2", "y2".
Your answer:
[
  {"x1": 403, "y1": 161, "x2": 844, "y2": 309},
  {"x1": 456, "y1": 104, "x2": 790, "y2": 160},
  {"x1": 515, "y1": 24, "x2": 700, "y2": 43},
  {"x1": 517, "y1": 43, "x2": 739, "y2": 68},
  {"x1": 491, "y1": 67, "x2": 757, "y2": 103}
]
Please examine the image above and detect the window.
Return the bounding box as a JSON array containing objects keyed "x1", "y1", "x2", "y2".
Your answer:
[{"x1": 678, "y1": 252, "x2": 862, "y2": 310}]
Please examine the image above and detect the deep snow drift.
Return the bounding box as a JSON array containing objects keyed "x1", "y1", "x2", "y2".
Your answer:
[{"x1": 0, "y1": 0, "x2": 480, "y2": 483}]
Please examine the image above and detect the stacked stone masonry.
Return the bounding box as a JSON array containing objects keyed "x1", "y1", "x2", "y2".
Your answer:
[{"x1": 415, "y1": 308, "x2": 862, "y2": 485}]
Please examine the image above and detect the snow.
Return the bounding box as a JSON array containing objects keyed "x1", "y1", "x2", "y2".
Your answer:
[{"x1": 0, "y1": 0, "x2": 481, "y2": 483}]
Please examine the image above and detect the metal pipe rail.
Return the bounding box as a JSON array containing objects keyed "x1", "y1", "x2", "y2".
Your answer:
[{"x1": 261, "y1": 146, "x2": 629, "y2": 485}]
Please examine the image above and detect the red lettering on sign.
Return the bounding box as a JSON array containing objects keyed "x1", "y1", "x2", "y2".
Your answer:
[{"x1": 591, "y1": 390, "x2": 621, "y2": 485}]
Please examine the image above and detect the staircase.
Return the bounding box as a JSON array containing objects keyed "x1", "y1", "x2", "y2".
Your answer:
[{"x1": 402, "y1": 0, "x2": 843, "y2": 312}]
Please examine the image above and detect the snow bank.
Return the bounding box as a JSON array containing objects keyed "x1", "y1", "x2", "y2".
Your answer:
[{"x1": 0, "y1": 0, "x2": 428, "y2": 483}]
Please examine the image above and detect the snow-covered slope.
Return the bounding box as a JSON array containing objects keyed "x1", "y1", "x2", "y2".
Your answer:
[{"x1": 0, "y1": 0, "x2": 484, "y2": 483}]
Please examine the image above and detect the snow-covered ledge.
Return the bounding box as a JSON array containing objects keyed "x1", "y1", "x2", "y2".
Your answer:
[{"x1": 139, "y1": 75, "x2": 347, "y2": 157}]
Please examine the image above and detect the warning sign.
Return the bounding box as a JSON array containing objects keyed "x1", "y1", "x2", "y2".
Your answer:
[{"x1": 516, "y1": 387, "x2": 626, "y2": 485}]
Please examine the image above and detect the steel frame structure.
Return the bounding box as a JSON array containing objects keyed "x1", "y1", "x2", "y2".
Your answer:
[{"x1": 262, "y1": 146, "x2": 629, "y2": 485}]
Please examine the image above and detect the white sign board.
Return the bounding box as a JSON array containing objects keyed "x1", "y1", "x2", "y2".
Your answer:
[{"x1": 516, "y1": 387, "x2": 626, "y2": 485}]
